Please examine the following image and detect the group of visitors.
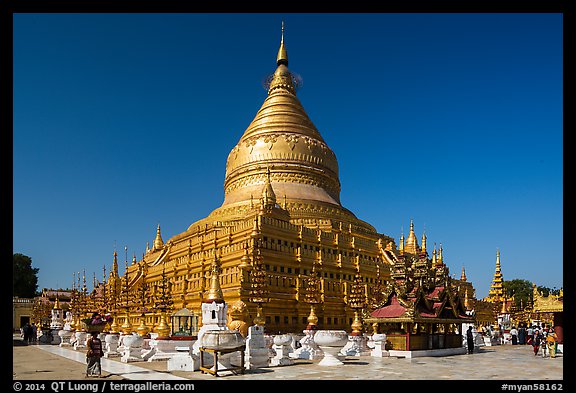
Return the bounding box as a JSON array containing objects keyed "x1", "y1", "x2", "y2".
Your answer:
[
  {"x1": 530, "y1": 325, "x2": 559, "y2": 358},
  {"x1": 20, "y1": 322, "x2": 37, "y2": 344},
  {"x1": 477, "y1": 322, "x2": 560, "y2": 359}
]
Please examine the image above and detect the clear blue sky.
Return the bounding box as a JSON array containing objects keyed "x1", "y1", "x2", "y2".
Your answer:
[{"x1": 13, "y1": 13, "x2": 563, "y2": 299}]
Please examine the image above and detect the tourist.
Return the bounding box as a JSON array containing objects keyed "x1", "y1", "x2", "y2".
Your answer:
[
  {"x1": 546, "y1": 328, "x2": 558, "y2": 358},
  {"x1": 86, "y1": 332, "x2": 104, "y2": 377},
  {"x1": 532, "y1": 329, "x2": 542, "y2": 356},
  {"x1": 23, "y1": 323, "x2": 33, "y2": 344},
  {"x1": 510, "y1": 326, "x2": 518, "y2": 345},
  {"x1": 466, "y1": 326, "x2": 475, "y2": 354},
  {"x1": 518, "y1": 324, "x2": 526, "y2": 345},
  {"x1": 526, "y1": 325, "x2": 534, "y2": 345},
  {"x1": 31, "y1": 323, "x2": 37, "y2": 343}
]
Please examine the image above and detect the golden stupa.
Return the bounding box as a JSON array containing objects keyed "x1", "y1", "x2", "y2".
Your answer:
[{"x1": 109, "y1": 24, "x2": 404, "y2": 333}]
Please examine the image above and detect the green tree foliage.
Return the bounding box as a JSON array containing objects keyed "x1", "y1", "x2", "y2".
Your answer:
[
  {"x1": 503, "y1": 279, "x2": 533, "y2": 309},
  {"x1": 536, "y1": 286, "x2": 561, "y2": 297},
  {"x1": 13, "y1": 253, "x2": 39, "y2": 297},
  {"x1": 503, "y1": 279, "x2": 562, "y2": 309}
]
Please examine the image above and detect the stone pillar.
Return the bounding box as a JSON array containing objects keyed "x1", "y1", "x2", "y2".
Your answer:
[
  {"x1": 340, "y1": 334, "x2": 371, "y2": 356},
  {"x1": 104, "y1": 333, "x2": 121, "y2": 358},
  {"x1": 120, "y1": 333, "x2": 144, "y2": 363},
  {"x1": 58, "y1": 330, "x2": 73, "y2": 347},
  {"x1": 371, "y1": 333, "x2": 389, "y2": 357},
  {"x1": 245, "y1": 325, "x2": 269, "y2": 370},
  {"x1": 290, "y1": 329, "x2": 323, "y2": 360},
  {"x1": 270, "y1": 334, "x2": 294, "y2": 366},
  {"x1": 167, "y1": 345, "x2": 198, "y2": 372},
  {"x1": 73, "y1": 331, "x2": 88, "y2": 351}
]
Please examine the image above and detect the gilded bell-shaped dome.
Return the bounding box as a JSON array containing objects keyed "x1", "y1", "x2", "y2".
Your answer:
[
  {"x1": 189, "y1": 23, "x2": 376, "y2": 234},
  {"x1": 221, "y1": 26, "x2": 341, "y2": 210}
]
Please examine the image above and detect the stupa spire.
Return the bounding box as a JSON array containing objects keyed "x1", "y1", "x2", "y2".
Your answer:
[
  {"x1": 153, "y1": 224, "x2": 164, "y2": 250},
  {"x1": 206, "y1": 243, "x2": 224, "y2": 303},
  {"x1": 53, "y1": 294, "x2": 61, "y2": 309},
  {"x1": 405, "y1": 219, "x2": 419, "y2": 254},
  {"x1": 111, "y1": 250, "x2": 119, "y2": 279},
  {"x1": 277, "y1": 20, "x2": 288, "y2": 66},
  {"x1": 421, "y1": 230, "x2": 427, "y2": 254},
  {"x1": 488, "y1": 248, "x2": 504, "y2": 301},
  {"x1": 261, "y1": 166, "x2": 277, "y2": 208}
]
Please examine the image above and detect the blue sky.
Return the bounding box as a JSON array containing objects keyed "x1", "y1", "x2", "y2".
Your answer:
[{"x1": 13, "y1": 13, "x2": 563, "y2": 299}]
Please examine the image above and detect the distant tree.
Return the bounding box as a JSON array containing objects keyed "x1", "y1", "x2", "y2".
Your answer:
[
  {"x1": 13, "y1": 253, "x2": 39, "y2": 298},
  {"x1": 503, "y1": 279, "x2": 533, "y2": 310},
  {"x1": 536, "y1": 285, "x2": 562, "y2": 297}
]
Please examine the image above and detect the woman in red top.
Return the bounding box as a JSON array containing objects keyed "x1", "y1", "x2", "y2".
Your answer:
[{"x1": 86, "y1": 332, "x2": 104, "y2": 377}]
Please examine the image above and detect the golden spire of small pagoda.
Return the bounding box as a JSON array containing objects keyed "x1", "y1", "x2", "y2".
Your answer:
[
  {"x1": 239, "y1": 242, "x2": 252, "y2": 270},
  {"x1": 464, "y1": 287, "x2": 473, "y2": 309},
  {"x1": 488, "y1": 248, "x2": 504, "y2": 301},
  {"x1": 261, "y1": 166, "x2": 277, "y2": 208},
  {"x1": 460, "y1": 265, "x2": 467, "y2": 281},
  {"x1": 421, "y1": 230, "x2": 427, "y2": 254},
  {"x1": 53, "y1": 293, "x2": 61, "y2": 309},
  {"x1": 500, "y1": 293, "x2": 508, "y2": 313},
  {"x1": 438, "y1": 243, "x2": 443, "y2": 264},
  {"x1": 399, "y1": 229, "x2": 405, "y2": 254},
  {"x1": 404, "y1": 219, "x2": 419, "y2": 254},
  {"x1": 153, "y1": 224, "x2": 164, "y2": 250},
  {"x1": 206, "y1": 248, "x2": 224, "y2": 303},
  {"x1": 110, "y1": 250, "x2": 119, "y2": 279}
]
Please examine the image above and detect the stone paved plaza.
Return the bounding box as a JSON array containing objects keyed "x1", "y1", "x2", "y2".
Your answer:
[{"x1": 12, "y1": 335, "x2": 564, "y2": 384}]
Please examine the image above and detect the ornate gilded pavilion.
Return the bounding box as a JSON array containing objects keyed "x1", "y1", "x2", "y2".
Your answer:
[
  {"x1": 364, "y1": 226, "x2": 474, "y2": 350},
  {"x1": 77, "y1": 25, "x2": 469, "y2": 336},
  {"x1": 532, "y1": 284, "x2": 563, "y2": 343}
]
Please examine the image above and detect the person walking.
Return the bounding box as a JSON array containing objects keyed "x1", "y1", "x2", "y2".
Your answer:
[
  {"x1": 518, "y1": 324, "x2": 526, "y2": 345},
  {"x1": 85, "y1": 332, "x2": 104, "y2": 377},
  {"x1": 510, "y1": 326, "x2": 518, "y2": 345},
  {"x1": 540, "y1": 329, "x2": 548, "y2": 358},
  {"x1": 527, "y1": 325, "x2": 534, "y2": 345},
  {"x1": 532, "y1": 329, "x2": 542, "y2": 356},
  {"x1": 23, "y1": 323, "x2": 33, "y2": 344},
  {"x1": 546, "y1": 328, "x2": 558, "y2": 358},
  {"x1": 466, "y1": 326, "x2": 475, "y2": 354}
]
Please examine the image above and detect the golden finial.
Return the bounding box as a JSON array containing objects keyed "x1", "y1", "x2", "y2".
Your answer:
[
  {"x1": 405, "y1": 219, "x2": 419, "y2": 254},
  {"x1": 277, "y1": 20, "x2": 288, "y2": 66},
  {"x1": 153, "y1": 224, "x2": 164, "y2": 250},
  {"x1": 438, "y1": 243, "x2": 443, "y2": 263},
  {"x1": 421, "y1": 230, "x2": 427, "y2": 254},
  {"x1": 53, "y1": 294, "x2": 61, "y2": 309},
  {"x1": 261, "y1": 167, "x2": 276, "y2": 208},
  {"x1": 206, "y1": 249, "x2": 224, "y2": 303},
  {"x1": 239, "y1": 242, "x2": 251, "y2": 269},
  {"x1": 461, "y1": 265, "x2": 467, "y2": 281}
]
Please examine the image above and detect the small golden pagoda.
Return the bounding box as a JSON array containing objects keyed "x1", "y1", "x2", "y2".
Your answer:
[{"x1": 485, "y1": 249, "x2": 505, "y2": 303}]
